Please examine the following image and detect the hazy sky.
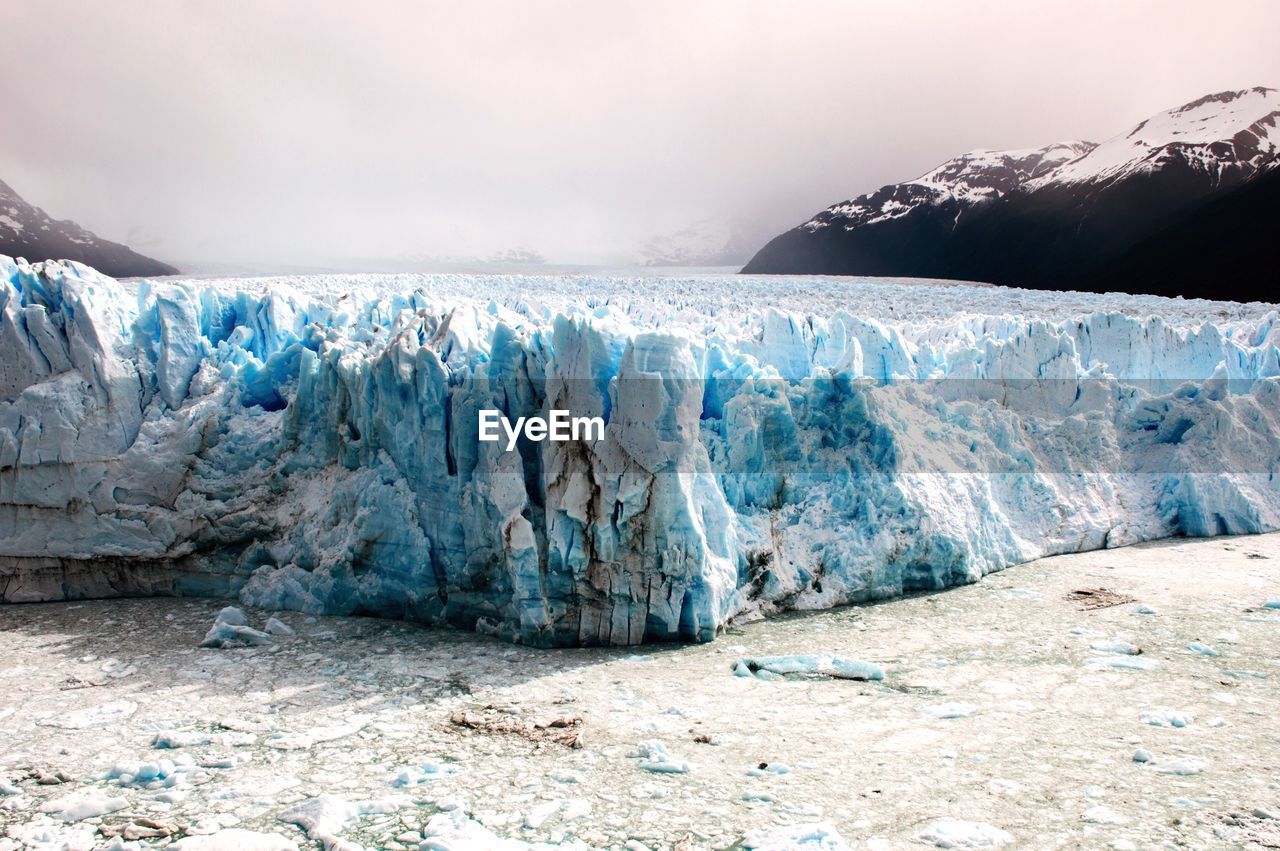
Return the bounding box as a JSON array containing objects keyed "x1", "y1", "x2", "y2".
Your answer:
[{"x1": 3, "y1": 1, "x2": 1279, "y2": 269}]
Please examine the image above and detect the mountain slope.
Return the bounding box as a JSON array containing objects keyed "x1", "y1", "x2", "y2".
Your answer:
[
  {"x1": 0, "y1": 179, "x2": 177, "y2": 278},
  {"x1": 743, "y1": 88, "x2": 1279, "y2": 300},
  {"x1": 639, "y1": 218, "x2": 768, "y2": 267}
]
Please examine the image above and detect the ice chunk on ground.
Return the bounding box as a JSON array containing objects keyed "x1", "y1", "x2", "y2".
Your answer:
[
  {"x1": 1155, "y1": 757, "x2": 1207, "y2": 775},
  {"x1": 1263, "y1": 599, "x2": 1280, "y2": 609},
  {"x1": 390, "y1": 760, "x2": 459, "y2": 787},
  {"x1": 264, "y1": 617, "x2": 295, "y2": 636},
  {"x1": 523, "y1": 800, "x2": 561, "y2": 829},
  {"x1": 561, "y1": 799, "x2": 591, "y2": 821},
  {"x1": 3, "y1": 817, "x2": 99, "y2": 850},
  {"x1": 1139, "y1": 709, "x2": 1192, "y2": 728},
  {"x1": 1085, "y1": 656, "x2": 1160, "y2": 671},
  {"x1": 38, "y1": 791, "x2": 129, "y2": 821},
  {"x1": 732, "y1": 655, "x2": 884, "y2": 681},
  {"x1": 278, "y1": 794, "x2": 408, "y2": 846},
  {"x1": 1186, "y1": 642, "x2": 1220, "y2": 656},
  {"x1": 171, "y1": 829, "x2": 300, "y2": 851},
  {"x1": 263, "y1": 716, "x2": 368, "y2": 750},
  {"x1": 153, "y1": 730, "x2": 211, "y2": 748},
  {"x1": 1132, "y1": 749, "x2": 1153, "y2": 763},
  {"x1": 419, "y1": 809, "x2": 531, "y2": 850},
  {"x1": 740, "y1": 821, "x2": 850, "y2": 849},
  {"x1": 102, "y1": 758, "x2": 206, "y2": 789},
  {"x1": 213, "y1": 606, "x2": 247, "y2": 626},
  {"x1": 918, "y1": 818, "x2": 1013, "y2": 848},
  {"x1": 201, "y1": 607, "x2": 272, "y2": 648},
  {"x1": 1090, "y1": 639, "x2": 1141, "y2": 655},
  {"x1": 628, "y1": 740, "x2": 693, "y2": 774}
]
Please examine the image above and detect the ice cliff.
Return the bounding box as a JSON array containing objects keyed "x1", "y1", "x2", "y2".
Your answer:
[{"x1": 3, "y1": 255, "x2": 1279, "y2": 645}]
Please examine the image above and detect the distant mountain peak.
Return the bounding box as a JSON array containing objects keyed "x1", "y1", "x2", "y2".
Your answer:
[
  {"x1": 0, "y1": 178, "x2": 177, "y2": 278},
  {"x1": 744, "y1": 87, "x2": 1280, "y2": 301},
  {"x1": 1036, "y1": 87, "x2": 1279, "y2": 188},
  {"x1": 638, "y1": 217, "x2": 765, "y2": 267},
  {"x1": 804, "y1": 141, "x2": 1099, "y2": 233}
]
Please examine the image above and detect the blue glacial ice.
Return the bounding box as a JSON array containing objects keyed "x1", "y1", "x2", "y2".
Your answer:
[
  {"x1": 2, "y1": 255, "x2": 1280, "y2": 646},
  {"x1": 732, "y1": 655, "x2": 883, "y2": 681}
]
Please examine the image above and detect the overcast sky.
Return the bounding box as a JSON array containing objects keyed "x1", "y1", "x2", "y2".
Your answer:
[{"x1": 2, "y1": 1, "x2": 1279, "y2": 269}]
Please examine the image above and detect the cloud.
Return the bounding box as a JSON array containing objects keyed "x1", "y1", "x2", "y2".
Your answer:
[{"x1": 2, "y1": 0, "x2": 1278, "y2": 268}]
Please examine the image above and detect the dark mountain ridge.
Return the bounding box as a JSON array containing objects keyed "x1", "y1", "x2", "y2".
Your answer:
[
  {"x1": 743, "y1": 87, "x2": 1279, "y2": 301},
  {"x1": 0, "y1": 178, "x2": 177, "y2": 278}
]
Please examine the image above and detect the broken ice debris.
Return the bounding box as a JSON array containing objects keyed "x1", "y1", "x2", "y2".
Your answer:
[
  {"x1": 1263, "y1": 599, "x2": 1280, "y2": 609},
  {"x1": 629, "y1": 740, "x2": 693, "y2": 774},
  {"x1": 38, "y1": 792, "x2": 129, "y2": 821},
  {"x1": 1186, "y1": 642, "x2": 1220, "y2": 657},
  {"x1": 153, "y1": 730, "x2": 213, "y2": 749},
  {"x1": 278, "y1": 794, "x2": 409, "y2": 848},
  {"x1": 1133, "y1": 749, "x2": 1153, "y2": 763},
  {"x1": 170, "y1": 829, "x2": 300, "y2": 851},
  {"x1": 732, "y1": 654, "x2": 884, "y2": 681},
  {"x1": 1139, "y1": 709, "x2": 1192, "y2": 728},
  {"x1": 264, "y1": 617, "x2": 295, "y2": 636},
  {"x1": 740, "y1": 821, "x2": 850, "y2": 849},
  {"x1": 523, "y1": 800, "x2": 561, "y2": 829},
  {"x1": 104, "y1": 759, "x2": 197, "y2": 788},
  {"x1": 918, "y1": 818, "x2": 1013, "y2": 848},
  {"x1": 420, "y1": 808, "x2": 531, "y2": 850},
  {"x1": 390, "y1": 760, "x2": 459, "y2": 786},
  {"x1": 1222, "y1": 669, "x2": 1269, "y2": 680},
  {"x1": 1089, "y1": 639, "x2": 1141, "y2": 655},
  {"x1": 200, "y1": 607, "x2": 273, "y2": 648},
  {"x1": 1085, "y1": 656, "x2": 1160, "y2": 671}
]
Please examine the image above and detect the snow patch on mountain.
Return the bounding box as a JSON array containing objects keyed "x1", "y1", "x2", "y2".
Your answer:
[
  {"x1": 803, "y1": 88, "x2": 1279, "y2": 233},
  {"x1": 806, "y1": 142, "x2": 1096, "y2": 232},
  {"x1": 1039, "y1": 87, "x2": 1280, "y2": 187}
]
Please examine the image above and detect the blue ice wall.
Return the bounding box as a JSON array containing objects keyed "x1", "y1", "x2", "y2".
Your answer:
[{"x1": 2, "y1": 255, "x2": 1279, "y2": 645}]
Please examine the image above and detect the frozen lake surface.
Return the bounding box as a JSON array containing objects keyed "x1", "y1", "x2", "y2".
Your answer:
[{"x1": 3, "y1": 533, "x2": 1279, "y2": 850}]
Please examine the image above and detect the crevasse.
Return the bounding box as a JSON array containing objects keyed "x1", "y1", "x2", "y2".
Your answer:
[{"x1": 2, "y1": 255, "x2": 1278, "y2": 645}]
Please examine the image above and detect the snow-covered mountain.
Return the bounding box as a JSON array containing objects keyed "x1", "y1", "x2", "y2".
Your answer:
[
  {"x1": 0, "y1": 178, "x2": 177, "y2": 278},
  {"x1": 744, "y1": 87, "x2": 1280, "y2": 300},
  {"x1": 638, "y1": 218, "x2": 763, "y2": 267},
  {"x1": 812, "y1": 142, "x2": 1097, "y2": 229},
  {"x1": 1037, "y1": 87, "x2": 1279, "y2": 187}
]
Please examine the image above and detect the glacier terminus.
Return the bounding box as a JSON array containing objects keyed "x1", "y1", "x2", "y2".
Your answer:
[{"x1": 2, "y1": 255, "x2": 1278, "y2": 646}]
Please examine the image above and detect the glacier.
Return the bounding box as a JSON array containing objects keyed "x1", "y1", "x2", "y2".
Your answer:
[{"x1": 1, "y1": 254, "x2": 1278, "y2": 646}]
